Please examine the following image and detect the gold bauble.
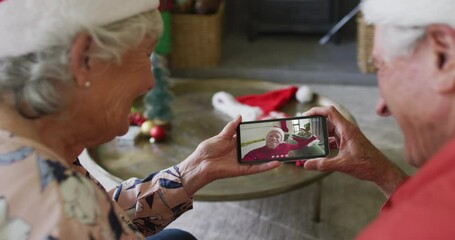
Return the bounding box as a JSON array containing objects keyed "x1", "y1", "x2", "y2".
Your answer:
[{"x1": 140, "y1": 120, "x2": 155, "y2": 135}]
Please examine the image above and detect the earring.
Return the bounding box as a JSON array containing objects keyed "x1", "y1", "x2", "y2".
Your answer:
[{"x1": 84, "y1": 81, "x2": 91, "y2": 88}]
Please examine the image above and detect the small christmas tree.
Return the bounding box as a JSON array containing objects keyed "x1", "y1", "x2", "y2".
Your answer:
[{"x1": 143, "y1": 54, "x2": 173, "y2": 123}]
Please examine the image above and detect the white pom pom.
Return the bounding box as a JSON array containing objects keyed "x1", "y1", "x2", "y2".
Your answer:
[{"x1": 296, "y1": 85, "x2": 314, "y2": 103}]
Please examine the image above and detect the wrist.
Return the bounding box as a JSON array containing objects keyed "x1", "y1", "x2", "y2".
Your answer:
[
  {"x1": 178, "y1": 155, "x2": 210, "y2": 197},
  {"x1": 374, "y1": 162, "x2": 408, "y2": 198}
]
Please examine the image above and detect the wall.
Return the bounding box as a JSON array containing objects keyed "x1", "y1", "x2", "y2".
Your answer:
[{"x1": 224, "y1": 0, "x2": 360, "y2": 38}]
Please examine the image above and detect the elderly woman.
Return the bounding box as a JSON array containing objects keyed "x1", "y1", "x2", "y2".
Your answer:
[{"x1": 0, "y1": 0, "x2": 280, "y2": 239}]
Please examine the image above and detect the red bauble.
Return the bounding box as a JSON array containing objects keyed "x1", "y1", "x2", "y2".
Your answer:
[
  {"x1": 128, "y1": 112, "x2": 146, "y2": 126},
  {"x1": 149, "y1": 126, "x2": 166, "y2": 142}
]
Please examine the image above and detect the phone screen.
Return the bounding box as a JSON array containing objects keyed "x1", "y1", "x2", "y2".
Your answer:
[{"x1": 236, "y1": 115, "x2": 329, "y2": 163}]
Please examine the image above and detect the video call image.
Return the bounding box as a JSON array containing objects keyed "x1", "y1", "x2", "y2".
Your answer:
[{"x1": 238, "y1": 117, "x2": 328, "y2": 163}]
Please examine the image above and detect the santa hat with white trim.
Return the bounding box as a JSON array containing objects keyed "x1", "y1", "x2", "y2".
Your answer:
[
  {"x1": 266, "y1": 127, "x2": 285, "y2": 142},
  {"x1": 0, "y1": 0, "x2": 160, "y2": 58},
  {"x1": 212, "y1": 85, "x2": 314, "y2": 122},
  {"x1": 361, "y1": 0, "x2": 455, "y2": 27}
]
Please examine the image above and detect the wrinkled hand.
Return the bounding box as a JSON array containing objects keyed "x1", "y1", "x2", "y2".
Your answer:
[
  {"x1": 179, "y1": 116, "x2": 281, "y2": 196},
  {"x1": 299, "y1": 106, "x2": 407, "y2": 197}
]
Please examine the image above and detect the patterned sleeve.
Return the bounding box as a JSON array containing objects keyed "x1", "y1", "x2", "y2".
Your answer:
[
  {"x1": 1, "y1": 149, "x2": 143, "y2": 239},
  {"x1": 107, "y1": 165, "x2": 193, "y2": 236},
  {"x1": 72, "y1": 158, "x2": 107, "y2": 191}
]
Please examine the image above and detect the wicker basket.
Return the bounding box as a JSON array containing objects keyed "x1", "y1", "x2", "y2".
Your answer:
[
  {"x1": 170, "y1": 1, "x2": 225, "y2": 69},
  {"x1": 357, "y1": 13, "x2": 376, "y2": 74}
]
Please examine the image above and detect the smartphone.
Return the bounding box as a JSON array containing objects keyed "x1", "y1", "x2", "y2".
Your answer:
[{"x1": 236, "y1": 115, "x2": 329, "y2": 164}]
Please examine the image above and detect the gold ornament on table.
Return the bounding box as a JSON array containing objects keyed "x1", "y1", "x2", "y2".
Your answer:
[{"x1": 140, "y1": 120, "x2": 155, "y2": 136}]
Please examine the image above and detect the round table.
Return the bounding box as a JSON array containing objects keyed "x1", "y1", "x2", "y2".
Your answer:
[{"x1": 87, "y1": 79, "x2": 355, "y2": 201}]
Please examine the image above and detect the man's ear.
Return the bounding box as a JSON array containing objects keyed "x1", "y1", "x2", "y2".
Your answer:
[
  {"x1": 70, "y1": 32, "x2": 92, "y2": 88},
  {"x1": 428, "y1": 25, "x2": 455, "y2": 93}
]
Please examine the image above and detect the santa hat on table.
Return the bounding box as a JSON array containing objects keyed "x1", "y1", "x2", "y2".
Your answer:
[
  {"x1": 212, "y1": 85, "x2": 314, "y2": 122},
  {"x1": 0, "y1": 0, "x2": 159, "y2": 58}
]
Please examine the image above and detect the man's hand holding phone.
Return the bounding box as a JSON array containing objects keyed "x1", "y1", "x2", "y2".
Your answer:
[{"x1": 300, "y1": 106, "x2": 407, "y2": 197}]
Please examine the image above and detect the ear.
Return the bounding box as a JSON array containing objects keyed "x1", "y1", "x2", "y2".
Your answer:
[
  {"x1": 70, "y1": 32, "x2": 92, "y2": 88},
  {"x1": 427, "y1": 25, "x2": 455, "y2": 93}
]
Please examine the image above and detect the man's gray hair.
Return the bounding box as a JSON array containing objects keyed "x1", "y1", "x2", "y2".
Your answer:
[
  {"x1": 0, "y1": 9, "x2": 163, "y2": 118},
  {"x1": 379, "y1": 26, "x2": 426, "y2": 62},
  {"x1": 361, "y1": 0, "x2": 455, "y2": 61}
]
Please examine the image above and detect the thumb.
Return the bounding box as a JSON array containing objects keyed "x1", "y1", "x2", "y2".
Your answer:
[
  {"x1": 303, "y1": 157, "x2": 335, "y2": 172},
  {"x1": 303, "y1": 159, "x2": 320, "y2": 170},
  {"x1": 219, "y1": 115, "x2": 242, "y2": 138},
  {"x1": 244, "y1": 161, "x2": 282, "y2": 175}
]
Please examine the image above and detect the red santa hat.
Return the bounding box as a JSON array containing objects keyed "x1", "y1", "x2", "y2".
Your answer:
[
  {"x1": 362, "y1": 0, "x2": 455, "y2": 27},
  {"x1": 236, "y1": 86, "x2": 298, "y2": 116},
  {"x1": 212, "y1": 85, "x2": 313, "y2": 121},
  {"x1": 0, "y1": 0, "x2": 160, "y2": 58},
  {"x1": 267, "y1": 127, "x2": 285, "y2": 142}
]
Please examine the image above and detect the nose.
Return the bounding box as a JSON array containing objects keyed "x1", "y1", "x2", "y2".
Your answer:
[{"x1": 147, "y1": 70, "x2": 155, "y2": 91}]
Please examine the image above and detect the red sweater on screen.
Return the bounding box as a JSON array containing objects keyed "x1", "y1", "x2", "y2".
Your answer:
[
  {"x1": 242, "y1": 136, "x2": 316, "y2": 162},
  {"x1": 357, "y1": 138, "x2": 455, "y2": 240}
]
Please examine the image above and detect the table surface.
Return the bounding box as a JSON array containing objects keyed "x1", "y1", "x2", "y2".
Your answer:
[{"x1": 87, "y1": 79, "x2": 355, "y2": 201}]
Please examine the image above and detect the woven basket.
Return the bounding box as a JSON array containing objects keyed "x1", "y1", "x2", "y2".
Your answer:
[
  {"x1": 170, "y1": 1, "x2": 225, "y2": 69},
  {"x1": 357, "y1": 13, "x2": 376, "y2": 74}
]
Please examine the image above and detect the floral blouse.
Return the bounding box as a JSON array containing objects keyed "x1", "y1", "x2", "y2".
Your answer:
[{"x1": 0, "y1": 129, "x2": 193, "y2": 239}]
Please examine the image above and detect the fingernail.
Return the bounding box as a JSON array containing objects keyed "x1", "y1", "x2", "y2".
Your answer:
[
  {"x1": 304, "y1": 161, "x2": 315, "y2": 170},
  {"x1": 268, "y1": 161, "x2": 281, "y2": 168}
]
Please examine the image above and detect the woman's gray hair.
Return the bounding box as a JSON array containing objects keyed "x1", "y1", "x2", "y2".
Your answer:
[{"x1": 0, "y1": 9, "x2": 163, "y2": 118}]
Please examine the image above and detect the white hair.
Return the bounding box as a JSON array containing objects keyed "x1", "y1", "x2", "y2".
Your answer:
[
  {"x1": 0, "y1": 9, "x2": 163, "y2": 118},
  {"x1": 380, "y1": 26, "x2": 426, "y2": 62},
  {"x1": 361, "y1": 0, "x2": 455, "y2": 60}
]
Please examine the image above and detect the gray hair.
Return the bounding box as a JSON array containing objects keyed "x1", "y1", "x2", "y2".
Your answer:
[
  {"x1": 0, "y1": 9, "x2": 163, "y2": 118},
  {"x1": 379, "y1": 26, "x2": 426, "y2": 62}
]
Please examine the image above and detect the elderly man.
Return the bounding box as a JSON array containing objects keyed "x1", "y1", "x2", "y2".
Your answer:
[{"x1": 302, "y1": 0, "x2": 455, "y2": 238}]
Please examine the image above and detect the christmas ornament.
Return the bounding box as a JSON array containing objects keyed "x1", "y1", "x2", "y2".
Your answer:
[
  {"x1": 128, "y1": 112, "x2": 146, "y2": 126},
  {"x1": 149, "y1": 125, "x2": 166, "y2": 142},
  {"x1": 140, "y1": 120, "x2": 155, "y2": 135}
]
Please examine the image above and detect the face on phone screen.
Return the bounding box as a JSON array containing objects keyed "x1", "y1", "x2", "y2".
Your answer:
[{"x1": 236, "y1": 116, "x2": 329, "y2": 163}]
